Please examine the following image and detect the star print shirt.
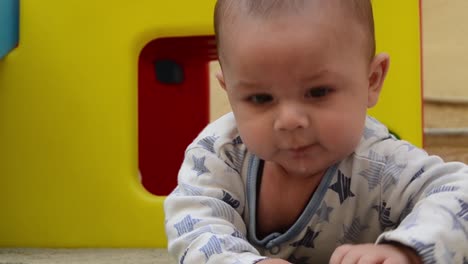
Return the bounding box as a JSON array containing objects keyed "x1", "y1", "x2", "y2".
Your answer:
[{"x1": 164, "y1": 113, "x2": 468, "y2": 264}]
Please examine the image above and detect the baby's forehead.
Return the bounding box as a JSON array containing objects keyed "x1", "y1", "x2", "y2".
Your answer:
[
  {"x1": 215, "y1": 0, "x2": 375, "y2": 60},
  {"x1": 242, "y1": 0, "x2": 307, "y2": 16},
  {"x1": 219, "y1": 1, "x2": 367, "y2": 43},
  {"x1": 220, "y1": 0, "x2": 360, "y2": 19},
  {"x1": 219, "y1": 1, "x2": 363, "y2": 43}
]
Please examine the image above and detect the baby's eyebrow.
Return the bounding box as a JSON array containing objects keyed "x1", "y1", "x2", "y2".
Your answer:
[
  {"x1": 299, "y1": 69, "x2": 338, "y2": 83},
  {"x1": 300, "y1": 70, "x2": 352, "y2": 88},
  {"x1": 232, "y1": 80, "x2": 264, "y2": 90}
]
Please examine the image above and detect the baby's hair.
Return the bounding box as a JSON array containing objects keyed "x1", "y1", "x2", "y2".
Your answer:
[{"x1": 214, "y1": 0, "x2": 376, "y2": 61}]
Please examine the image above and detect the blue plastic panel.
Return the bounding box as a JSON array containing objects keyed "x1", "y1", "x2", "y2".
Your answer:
[{"x1": 0, "y1": 0, "x2": 19, "y2": 59}]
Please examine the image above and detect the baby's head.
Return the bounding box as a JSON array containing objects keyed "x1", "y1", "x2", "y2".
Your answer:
[
  {"x1": 215, "y1": 0, "x2": 376, "y2": 64},
  {"x1": 214, "y1": 0, "x2": 389, "y2": 178}
]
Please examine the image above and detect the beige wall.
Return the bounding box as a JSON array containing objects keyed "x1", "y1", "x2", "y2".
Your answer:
[
  {"x1": 209, "y1": 61, "x2": 231, "y2": 121},
  {"x1": 423, "y1": 0, "x2": 468, "y2": 99}
]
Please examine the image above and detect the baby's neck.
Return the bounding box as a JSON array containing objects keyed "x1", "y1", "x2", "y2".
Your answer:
[
  {"x1": 265, "y1": 161, "x2": 326, "y2": 185},
  {"x1": 255, "y1": 161, "x2": 325, "y2": 237}
]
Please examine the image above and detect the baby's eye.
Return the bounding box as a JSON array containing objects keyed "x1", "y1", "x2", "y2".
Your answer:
[
  {"x1": 247, "y1": 94, "x2": 273, "y2": 104},
  {"x1": 306, "y1": 87, "x2": 332, "y2": 98}
]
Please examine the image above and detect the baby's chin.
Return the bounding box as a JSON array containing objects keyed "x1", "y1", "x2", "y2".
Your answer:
[{"x1": 281, "y1": 163, "x2": 328, "y2": 180}]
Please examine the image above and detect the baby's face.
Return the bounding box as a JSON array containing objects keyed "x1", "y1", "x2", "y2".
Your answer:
[{"x1": 218, "y1": 5, "x2": 377, "y2": 178}]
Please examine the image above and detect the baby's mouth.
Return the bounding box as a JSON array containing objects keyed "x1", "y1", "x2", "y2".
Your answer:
[
  {"x1": 289, "y1": 145, "x2": 310, "y2": 152},
  {"x1": 284, "y1": 144, "x2": 315, "y2": 156}
]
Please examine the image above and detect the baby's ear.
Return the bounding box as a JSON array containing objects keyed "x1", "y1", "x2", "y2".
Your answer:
[
  {"x1": 216, "y1": 71, "x2": 227, "y2": 91},
  {"x1": 367, "y1": 53, "x2": 390, "y2": 108}
]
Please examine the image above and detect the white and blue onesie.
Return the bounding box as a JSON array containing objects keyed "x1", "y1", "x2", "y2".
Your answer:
[{"x1": 164, "y1": 113, "x2": 468, "y2": 263}]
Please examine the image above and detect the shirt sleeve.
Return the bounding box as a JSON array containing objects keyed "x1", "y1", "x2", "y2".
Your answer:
[
  {"x1": 375, "y1": 143, "x2": 468, "y2": 263},
  {"x1": 164, "y1": 144, "x2": 266, "y2": 264}
]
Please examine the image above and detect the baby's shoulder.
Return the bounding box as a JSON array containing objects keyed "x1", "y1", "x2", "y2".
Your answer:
[
  {"x1": 187, "y1": 112, "x2": 244, "y2": 153},
  {"x1": 353, "y1": 116, "x2": 427, "y2": 164}
]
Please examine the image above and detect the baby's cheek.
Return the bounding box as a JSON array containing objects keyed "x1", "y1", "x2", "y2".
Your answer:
[
  {"x1": 328, "y1": 116, "x2": 364, "y2": 151},
  {"x1": 237, "y1": 123, "x2": 268, "y2": 152}
]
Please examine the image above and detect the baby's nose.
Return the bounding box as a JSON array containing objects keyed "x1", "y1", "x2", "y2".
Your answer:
[{"x1": 273, "y1": 105, "x2": 310, "y2": 131}]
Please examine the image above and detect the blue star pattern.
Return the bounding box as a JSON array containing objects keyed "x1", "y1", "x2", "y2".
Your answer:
[
  {"x1": 426, "y1": 185, "x2": 460, "y2": 197},
  {"x1": 456, "y1": 198, "x2": 468, "y2": 221},
  {"x1": 222, "y1": 190, "x2": 240, "y2": 209},
  {"x1": 192, "y1": 156, "x2": 210, "y2": 176},
  {"x1": 338, "y1": 217, "x2": 369, "y2": 244},
  {"x1": 359, "y1": 150, "x2": 385, "y2": 191},
  {"x1": 329, "y1": 170, "x2": 355, "y2": 204},
  {"x1": 372, "y1": 201, "x2": 396, "y2": 230},
  {"x1": 197, "y1": 135, "x2": 219, "y2": 153},
  {"x1": 399, "y1": 194, "x2": 416, "y2": 222},
  {"x1": 439, "y1": 205, "x2": 468, "y2": 240},
  {"x1": 411, "y1": 239, "x2": 436, "y2": 264},
  {"x1": 232, "y1": 136, "x2": 243, "y2": 145},
  {"x1": 315, "y1": 201, "x2": 334, "y2": 223},
  {"x1": 180, "y1": 183, "x2": 204, "y2": 196},
  {"x1": 231, "y1": 229, "x2": 246, "y2": 240},
  {"x1": 359, "y1": 162, "x2": 384, "y2": 191},
  {"x1": 200, "y1": 199, "x2": 235, "y2": 222},
  {"x1": 223, "y1": 236, "x2": 255, "y2": 253},
  {"x1": 369, "y1": 149, "x2": 387, "y2": 163},
  {"x1": 224, "y1": 147, "x2": 245, "y2": 174},
  {"x1": 410, "y1": 167, "x2": 424, "y2": 183},
  {"x1": 381, "y1": 155, "x2": 406, "y2": 191},
  {"x1": 287, "y1": 255, "x2": 310, "y2": 264},
  {"x1": 199, "y1": 236, "x2": 223, "y2": 261},
  {"x1": 183, "y1": 226, "x2": 212, "y2": 242},
  {"x1": 290, "y1": 227, "x2": 320, "y2": 248},
  {"x1": 174, "y1": 215, "x2": 202, "y2": 236}
]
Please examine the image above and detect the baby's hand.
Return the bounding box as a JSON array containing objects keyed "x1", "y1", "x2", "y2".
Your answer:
[{"x1": 329, "y1": 243, "x2": 422, "y2": 264}]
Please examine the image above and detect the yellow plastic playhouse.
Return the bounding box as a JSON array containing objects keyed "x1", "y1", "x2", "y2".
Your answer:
[{"x1": 0, "y1": 0, "x2": 422, "y2": 247}]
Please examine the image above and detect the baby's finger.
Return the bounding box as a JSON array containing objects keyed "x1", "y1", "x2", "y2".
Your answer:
[
  {"x1": 341, "y1": 247, "x2": 367, "y2": 264},
  {"x1": 382, "y1": 259, "x2": 404, "y2": 264},
  {"x1": 357, "y1": 253, "x2": 386, "y2": 264},
  {"x1": 329, "y1": 244, "x2": 354, "y2": 264}
]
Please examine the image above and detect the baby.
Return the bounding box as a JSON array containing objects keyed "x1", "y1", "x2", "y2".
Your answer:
[{"x1": 165, "y1": 0, "x2": 468, "y2": 263}]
